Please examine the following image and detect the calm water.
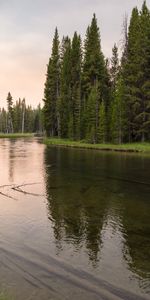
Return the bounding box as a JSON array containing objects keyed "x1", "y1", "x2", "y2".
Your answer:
[{"x1": 0, "y1": 138, "x2": 150, "y2": 300}]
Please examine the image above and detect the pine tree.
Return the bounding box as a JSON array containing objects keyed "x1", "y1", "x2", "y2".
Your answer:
[
  {"x1": 70, "y1": 32, "x2": 82, "y2": 140},
  {"x1": 59, "y1": 36, "x2": 72, "y2": 138},
  {"x1": 7, "y1": 92, "x2": 14, "y2": 133},
  {"x1": 110, "y1": 44, "x2": 120, "y2": 90},
  {"x1": 102, "y1": 59, "x2": 111, "y2": 142},
  {"x1": 123, "y1": 7, "x2": 141, "y2": 142},
  {"x1": 110, "y1": 76, "x2": 125, "y2": 143},
  {"x1": 21, "y1": 98, "x2": 26, "y2": 133},
  {"x1": 0, "y1": 108, "x2": 7, "y2": 133},
  {"x1": 85, "y1": 86, "x2": 99, "y2": 143},
  {"x1": 82, "y1": 14, "x2": 105, "y2": 94},
  {"x1": 82, "y1": 14, "x2": 107, "y2": 142},
  {"x1": 121, "y1": 2, "x2": 150, "y2": 142},
  {"x1": 110, "y1": 44, "x2": 123, "y2": 143},
  {"x1": 98, "y1": 100, "x2": 106, "y2": 143},
  {"x1": 43, "y1": 28, "x2": 60, "y2": 136},
  {"x1": 136, "y1": 1, "x2": 150, "y2": 141}
]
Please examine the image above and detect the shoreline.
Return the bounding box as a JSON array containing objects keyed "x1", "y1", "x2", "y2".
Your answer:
[
  {"x1": 44, "y1": 138, "x2": 150, "y2": 153},
  {"x1": 0, "y1": 133, "x2": 34, "y2": 139},
  {"x1": 1, "y1": 135, "x2": 150, "y2": 153}
]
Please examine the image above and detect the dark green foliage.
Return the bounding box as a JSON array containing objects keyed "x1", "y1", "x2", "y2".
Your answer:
[
  {"x1": 123, "y1": 7, "x2": 141, "y2": 142},
  {"x1": 7, "y1": 92, "x2": 14, "y2": 133},
  {"x1": 120, "y1": 2, "x2": 150, "y2": 142},
  {"x1": 85, "y1": 86, "x2": 98, "y2": 143},
  {"x1": 110, "y1": 44, "x2": 120, "y2": 90},
  {"x1": 82, "y1": 14, "x2": 105, "y2": 94},
  {"x1": 110, "y1": 76, "x2": 125, "y2": 144},
  {"x1": 70, "y1": 32, "x2": 82, "y2": 140},
  {"x1": 98, "y1": 100, "x2": 106, "y2": 143},
  {"x1": 43, "y1": 2, "x2": 150, "y2": 144},
  {"x1": 59, "y1": 36, "x2": 72, "y2": 138},
  {"x1": 43, "y1": 28, "x2": 60, "y2": 136},
  {"x1": 81, "y1": 14, "x2": 109, "y2": 142},
  {"x1": 137, "y1": 1, "x2": 150, "y2": 141},
  {"x1": 0, "y1": 98, "x2": 44, "y2": 134},
  {"x1": 0, "y1": 108, "x2": 7, "y2": 133}
]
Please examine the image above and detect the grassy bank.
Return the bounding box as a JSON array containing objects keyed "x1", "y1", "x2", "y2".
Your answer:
[
  {"x1": 44, "y1": 138, "x2": 150, "y2": 153},
  {"x1": 0, "y1": 133, "x2": 33, "y2": 139},
  {"x1": 0, "y1": 293, "x2": 12, "y2": 300}
]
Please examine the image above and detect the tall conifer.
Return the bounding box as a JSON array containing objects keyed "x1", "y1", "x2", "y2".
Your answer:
[
  {"x1": 43, "y1": 28, "x2": 60, "y2": 136},
  {"x1": 59, "y1": 36, "x2": 72, "y2": 138},
  {"x1": 70, "y1": 32, "x2": 82, "y2": 140}
]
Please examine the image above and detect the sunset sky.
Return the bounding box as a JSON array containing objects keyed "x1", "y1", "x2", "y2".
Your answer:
[{"x1": 0, "y1": 0, "x2": 148, "y2": 108}]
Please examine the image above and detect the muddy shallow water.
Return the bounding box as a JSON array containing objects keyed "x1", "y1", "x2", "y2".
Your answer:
[{"x1": 0, "y1": 138, "x2": 150, "y2": 300}]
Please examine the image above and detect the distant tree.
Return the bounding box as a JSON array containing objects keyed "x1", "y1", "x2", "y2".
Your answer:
[
  {"x1": 7, "y1": 92, "x2": 14, "y2": 133},
  {"x1": 0, "y1": 108, "x2": 7, "y2": 133}
]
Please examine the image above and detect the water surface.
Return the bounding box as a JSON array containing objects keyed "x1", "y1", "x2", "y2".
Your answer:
[{"x1": 0, "y1": 138, "x2": 150, "y2": 300}]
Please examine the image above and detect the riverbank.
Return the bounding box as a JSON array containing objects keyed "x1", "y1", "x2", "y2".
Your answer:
[
  {"x1": 0, "y1": 293, "x2": 12, "y2": 300},
  {"x1": 0, "y1": 133, "x2": 33, "y2": 138},
  {"x1": 44, "y1": 138, "x2": 150, "y2": 153}
]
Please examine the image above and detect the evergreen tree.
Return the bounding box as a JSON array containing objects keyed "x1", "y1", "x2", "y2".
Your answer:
[
  {"x1": 137, "y1": 1, "x2": 150, "y2": 141},
  {"x1": 85, "y1": 86, "x2": 99, "y2": 143},
  {"x1": 13, "y1": 98, "x2": 23, "y2": 132},
  {"x1": 82, "y1": 14, "x2": 105, "y2": 94},
  {"x1": 42, "y1": 2, "x2": 150, "y2": 144},
  {"x1": 7, "y1": 92, "x2": 14, "y2": 133},
  {"x1": 0, "y1": 108, "x2": 7, "y2": 133},
  {"x1": 102, "y1": 59, "x2": 111, "y2": 142},
  {"x1": 98, "y1": 100, "x2": 106, "y2": 143},
  {"x1": 43, "y1": 28, "x2": 60, "y2": 136},
  {"x1": 59, "y1": 36, "x2": 72, "y2": 138},
  {"x1": 110, "y1": 43, "x2": 120, "y2": 90},
  {"x1": 82, "y1": 14, "x2": 107, "y2": 142},
  {"x1": 123, "y1": 7, "x2": 141, "y2": 142},
  {"x1": 70, "y1": 32, "x2": 82, "y2": 140},
  {"x1": 110, "y1": 44, "x2": 123, "y2": 143},
  {"x1": 110, "y1": 76, "x2": 125, "y2": 143}
]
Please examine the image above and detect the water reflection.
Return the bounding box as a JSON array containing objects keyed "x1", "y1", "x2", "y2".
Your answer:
[
  {"x1": 122, "y1": 197, "x2": 150, "y2": 279},
  {"x1": 44, "y1": 147, "x2": 150, "y2": 290},
  {"x1": 44, "y1": 148, "x2": 108, "y2": 265},
  {"x1": 0, "y1": 139, "x2": 150, "y2": 299}
]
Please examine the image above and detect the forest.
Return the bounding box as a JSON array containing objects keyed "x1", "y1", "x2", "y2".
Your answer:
[
  {"x1": 43, "y1": 1, "x2": 150, "y2": 144},
  {"x1": 0, "y1": 1, "x2": 149, "y2": 143},
  {"x1": 0, "y1": 93, "x2": 43, "y2": 133}
]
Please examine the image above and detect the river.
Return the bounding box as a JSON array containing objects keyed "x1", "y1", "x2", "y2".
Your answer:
[{"x1": 0, "y1": 138, "x2": 150, "y2": 300}]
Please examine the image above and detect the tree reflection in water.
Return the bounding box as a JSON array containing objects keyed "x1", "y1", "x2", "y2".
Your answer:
[{"x1": 44, "y1": 146, "x2": 150, "y2": 288}]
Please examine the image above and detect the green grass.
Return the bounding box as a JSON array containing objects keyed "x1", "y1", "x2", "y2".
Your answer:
[
  {"x1": 0, "y1": 133, "x2": 34, "y2": 138},
  {"x1": 0, "y1": 293, "x2": 13, "y2": 300},
  {"x1": 44, "y1": 137, "x2": 150, "y2": 153}
]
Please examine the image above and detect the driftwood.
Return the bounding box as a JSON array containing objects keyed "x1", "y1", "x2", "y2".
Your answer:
[
  {"x1": 0, "y1": 191, "x2": 17, "y2": 200},
  {"x1": 0, "y1": 182, "x2": 45, "y2": 199}
]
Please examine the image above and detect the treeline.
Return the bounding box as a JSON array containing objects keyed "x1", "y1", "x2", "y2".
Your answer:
[
  {"x1": 0, "y1": 92, "x2": 43, "y2": 133},
  {"x1": 43, "y1": 1, "x2": 150, "y2": 143}
]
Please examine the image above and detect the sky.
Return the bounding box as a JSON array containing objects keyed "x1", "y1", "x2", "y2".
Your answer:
[{"x1": 0, "y1": 0, "x2": 149, "y2": 108}]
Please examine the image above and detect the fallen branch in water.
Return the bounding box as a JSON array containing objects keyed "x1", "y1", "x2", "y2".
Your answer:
[
  {"x1": 11, "y1": 182, "x2": 45, "y2": 197},
  {"x1": 12, "y1": 186, "x2": 44, "y2": 197},
  {"x1": 0, "y1": 184, "x2": 16, "y2": 189},
  {"x1": 0, "y1": 191, "x2": 17, "y2": 200},
  {"x1": 0, "y1": 182, "x2": 45, "y2": 199}
]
